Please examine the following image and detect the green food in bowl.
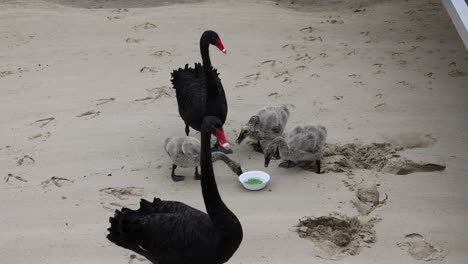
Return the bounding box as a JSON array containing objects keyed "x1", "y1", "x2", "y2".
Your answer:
[{"x1": 243, "y1": 178, "x2": 263, "y2": 185}]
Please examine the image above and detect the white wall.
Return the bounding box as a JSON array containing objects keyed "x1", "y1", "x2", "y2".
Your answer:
[{"x1": 443, "y1": 0, "x2": 468, "y2": 49}]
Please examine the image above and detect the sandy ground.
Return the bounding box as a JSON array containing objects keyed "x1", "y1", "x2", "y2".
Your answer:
[{"x1": 1, "y1": 0, "x2": 467, "y2": 263}]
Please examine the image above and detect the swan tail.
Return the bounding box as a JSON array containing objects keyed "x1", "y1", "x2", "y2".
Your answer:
[
  {"x1": 171, "y1": 63, "x2": 203, "y2": 90},
  {"x1": 136, "y1": 198, "x2": 164, "y2": 214},
  {"x1": 107, "y1": 208, "x2": 144, "y2": 246}
]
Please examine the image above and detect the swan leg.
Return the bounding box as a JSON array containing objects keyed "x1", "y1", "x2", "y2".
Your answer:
[
  {"x1": 211, "y1": 141, "x2": 233, "y2": 154},
  {"x1": 185, "y1": 124, "x2": 190, "y2": 136},
  {"x1": 171, "y1": 164, "x2": 185, "y2": 182},
  {"x1": 272, "y1": 146, "x2": 281, "y2": 160},
  {"x1": 278, "y1": 160, "x2": 297, "y2": 168},
  {"x1": 194, "y1": 167, "x2": 201, "y2": 180},
  {"x1": 250, "y1": 141, "x2": 263, "y2": 153},
  {"x1": 316, "y1": 160, "x2": 321, "y2": 174}
]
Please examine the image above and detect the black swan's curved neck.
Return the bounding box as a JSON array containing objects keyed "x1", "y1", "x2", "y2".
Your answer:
[
  {"x1": 200, "y1": 39, "x2": 212, "y2": 71},
  {"x1": 200, "y1": 122, "x2": 226, "y2": 216},
  {"x1": 200, "y1": 38, "x2": 216, "y2": 92},
  {"x1": 200, "y1": 118, "x2": 243, "y2": 261}
]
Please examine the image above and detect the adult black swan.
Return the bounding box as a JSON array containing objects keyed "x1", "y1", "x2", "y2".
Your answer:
[
  {"x1": 171, "y1": 30, "x2": 232, "y2": 154},
  {"x1": 106, "y1": 116, "x2": 243, "y2": 264}
]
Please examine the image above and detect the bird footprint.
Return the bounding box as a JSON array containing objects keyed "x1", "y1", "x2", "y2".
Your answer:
[{"x1": 77, "y1": 110, "x2": 100, "y2": 119}]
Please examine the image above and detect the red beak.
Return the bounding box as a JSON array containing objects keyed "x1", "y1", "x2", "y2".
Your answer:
[
  {"x1": 214, "y1": 128, "x2": 231, "y2": 150},
  {"x1": 214, "y1": 38, "x2": 226, "y2": 54}
]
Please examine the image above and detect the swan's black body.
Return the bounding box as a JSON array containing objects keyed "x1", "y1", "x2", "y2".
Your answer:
[
  {"x1": 106, "y1": 116, "x2": 243, "y2": 264},
  {"x1": 172, "y1": 63, "x2": 227, "y2": 133},
  {"x1": 171, "y1": 31, "x2": 228, "y2": 141}
]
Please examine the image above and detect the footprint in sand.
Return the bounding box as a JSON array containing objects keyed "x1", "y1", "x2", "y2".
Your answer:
[
  {"x1": 424, "y1": 72, "x2": 435, "y2": 79},
  {"x1": 396, "y1": 81, "x2": 415, "y2": 89},
  {"x1": 295, "y1": 66, "x2": 307, "y2": 71},
  {"x1": 77, "y1": 110, "x2": 100, "y2": 119},
  {"x1": 348, "y1": 74, "x2": 361, "y2": 79},
  {"x1": 274, "y1": 70, "x2": 292, "y2": 79},
  {"x1": 234, "y1": 72, "x2": 259, "y2": 87},
  {"x1": 282, "y1": 43, "x2": 297, "y2": 51},
  {"x1": 95, "y1": 98, "x2": 115, "y2": 106},
  {"x1": 32, "y1": 117, "x2": 55, "y2": 128},
  {"x1": 112, "y1": 8, "x2": 129, "y2": 13},
  {"x1": 244, "y1": 72, "x2": 261, "y2": 81},
  {"x1": 303, "y1": 36, "x2": 323, "y2": 42},
  {"x1": 322, "y1": 18, "x2": 344, "y2": 24},
  {"x1": 346, "y1": 50, "x2": 356, "y2": 56},
  {"x1": 133, "y1": 22, "x2": 157, "y2": 30},
  {"x1": 416, "y1": 35, "x2": 427, "y2": 42},
  {"x1": 397, "y1": 233, "x2": 448, "y2": 261},
  {"x1": 260, "y1": 59, "x2": 283, "y2": 68},
  {"x1": 258, "y1": 59, "x2": 292, "y2": 82},
  {"x1": 140, "y1": 66, "x2": 158, "y2": 73},
  {"x1": 99, "y1": 187, "x2": 143, "y2": 211},
  {"x1": 16, "y1": 155, "x2": 35, "y2": 166},
  {"x1": 372, "y1": 70, "x2": 386, "y2": 75},
  {"x1": 408, "y1": 45, "x2": 420, "y2": 52},
  {"x1": 397, "y1": 60, "x2": 408, "y2": 67},
  {"x1": 448, "y1": 69, "x2": 467, "y2": 78},
  {"x1": 41, "y1": 176, "x2": 73, "y2": 188},
  {"x1": 267, "y1": 92, "x2": 281, "y2": 98},
  {"x1": 5, "y1": 173, "x2": 28, "y2": 183},
  {"x1": 299, "y1": 26, "x2": 317, "y2": 33},
  {"x1": 29, "y1": 132, "x2": 51, "y2": 141},
  {"x1": 147, "y1": 86, "x2": 174, "y2": 99},
  {"x1": 150, "y1": 50, "x2": 172, "y2": 58},
  {"x1": 0, "y1": 70, "x2": 14, "y2": 78},
  {"x1": 125, "y1": 38, "x2": 144, "y2": 44},
  {"x1": 107, "y1": 16, "x2": 124, "y2": 20},
  {"x1": 99, "y1": 187, "x2": 144, "y2": 200},
  {"x1": 235, "y1": 81, "x2": 251, "y2": 88},
  {"x1": 293, "y1": 53, "x2": 313, "y2": 62},
  {"x1": 134, "y1": 86, "x2": 174, "y2": 103}
]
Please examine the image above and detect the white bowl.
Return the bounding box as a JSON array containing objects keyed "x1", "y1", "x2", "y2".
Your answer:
[{"x1": 238, "y1": 171, "x2": 270, "y2": 191}]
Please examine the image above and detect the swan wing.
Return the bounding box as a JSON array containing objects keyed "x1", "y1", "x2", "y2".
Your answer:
[
  {"x1": 171, "y1": 63, "x2": 207, "y2": 127},
  {"x1": 287, "y1": 126, "x2": 327, "y2": 153},
  {"x1": 181, "y1": 137, "x2": 201, "y2": 157},
  {"x1": 257, "y1": 106, "x2": 289, "y2": 135}
]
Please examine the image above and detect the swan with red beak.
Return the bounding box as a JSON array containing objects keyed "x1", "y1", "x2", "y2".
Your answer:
[{"x1": 171, "y1": 30, "x2": 232, "y2": 154}]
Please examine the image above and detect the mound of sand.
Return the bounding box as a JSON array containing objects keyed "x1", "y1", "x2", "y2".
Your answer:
[
  {"x1": 296, "y1": 214, "x2": 380, "y2": 259},
  {"x1": 322, "y1": 142, "x2": 446, "y2": 175}
]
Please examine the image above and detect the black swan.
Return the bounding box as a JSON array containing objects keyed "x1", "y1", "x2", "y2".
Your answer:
[
  {"x1": 171, "y1": 30, "x2": 231, "y2": 154},
  {"x1": 107, "y1": 116, "x2": 243, "y2": 263}
]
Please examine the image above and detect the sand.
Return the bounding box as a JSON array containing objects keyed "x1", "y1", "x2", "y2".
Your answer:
[{"x1": 1, "y1": 0, "x2": 467, "y2": 263}]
